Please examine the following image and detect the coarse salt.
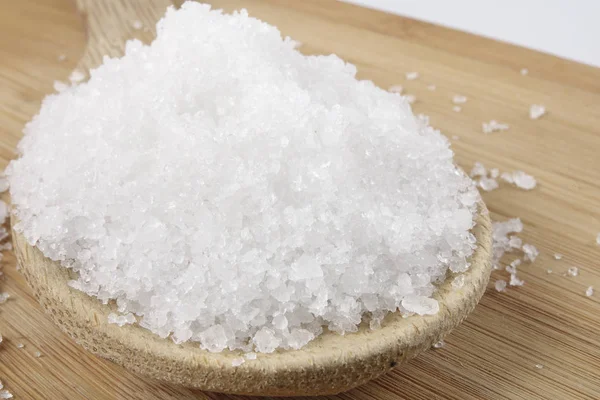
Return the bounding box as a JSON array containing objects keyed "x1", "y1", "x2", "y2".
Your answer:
[
  {"x1": 405, "y1": 71, "x2": 419, "y2": 80},
  {"x1": 529, "y1": 104, "x2": 546, "y2": 120},
  {"x1": 482, "y1": 120, "x2": 509, "y2": 134}
]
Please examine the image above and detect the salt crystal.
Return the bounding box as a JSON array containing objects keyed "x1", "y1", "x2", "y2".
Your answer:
[
  {"x1": 58, "y1": 54, "x2": 67, "y2": 62},
  {"x1": 427, "y1": 84, "x2": 436, "y2": 91},
  {"x1": 512, "y1": 171, "x2": 537, "y2": 190},
  {"x1": 554, "y1": 253, "x2": 563, "y2": 260},
  {"x1": 452, "y1": 95, "x2": 467, "y2": 104},
  {"x1": 470, "y1": 162, "x2": 487, "y2": 178},
  {"x1": 451, "y1": 275, "x2": 465, "y2": 289},
  {"x1": 547, "y1": 269, "x2": 552, "y2": 274},
  {"x1": 231, "y1": 357, "x2": 245, "y2": 366},
  {"x1": 0, "y1": 389, "x2": 13, "y2": 399},
  {"x1": 567, "y1": 267, "x2": 579, "y2": 277},
  {"x1": 529, "y1": 104, "x2": 546, "y2": 120},
  {"x1": 68, "y1": 69, "x2": 85, "y2": 84},
  {"x1": 405, "y1": 71, "x2": 419, "y2": 80},
  {"x1": 535, "y1": 363, "x2": 543, "y2": 369},
  {"x1": 404, "y1": 94, "x2": 416, "y2": 104},
  {"x1": 478, "y1": 177, "x2": 498, "y2": 192},
  {"x1": 596, "y1": 233, "x2": 600, "y2": 245},
  {"x1": 520, "y1": 68, "x2": 529, "y2": 76},
  {"x1": 0, "y1": 293, "x2": 9, "y2": 304},
  {"x1": 482, "y1": 120, "x2": 509, "y2": 134},
  {"x1": 492, "y1": 218, "x2": 523, "y2": 269},
  {"x1": 6, "y1": 3, "x2": 479, "y2": 353},
  {"x1": 452, "y1": 106, "x2": 461, "y2": 113},
  {"x1": 490, "y1": 168, "x2": 500, "y2": 179},
  {"x1": 132, "y1": 20, "x2": 143, "y2": 30},
  {"x1": 402, "y1": 295, "x2": 439, "y2": 315},
  {"x1": 244, "y1": 352, "x2": 257, "y2": 360},
  {"x1": 495, "y1": 280, "x2": 507, "y2": 292},
  {"x1": 522, "y1": 244, "x2": 539, "y2": 263},
  {"x1": 53, "y1": 81, "x2": 69, "y2": 93},
  {"x1": 451, "y1": 135, "x2": 460, "y2": 140},
  {"x1": 432, "y1": 340, "x2": 445, "y2": 349},
  {"x1": 388, "y1": 85, "x2": 403, "y2": 94},
  {"x1": 509, "y1": 273, "x2": 525, "y2": 286},
  {"x1": 586, "y1": 286, "x2": 594, "y2": 297},
  {"x1": 500, "y1": 172, "x2": 514, "y2": 184},
  {"x1": 16, "y1": 343, "x2": 24, "y2": 349},
  {"x1": 34, "y1": 351, "x2": 42, "y2": 358},
  {"x1": 0, "y1": 334, "x2": 2, "y2": 344}
]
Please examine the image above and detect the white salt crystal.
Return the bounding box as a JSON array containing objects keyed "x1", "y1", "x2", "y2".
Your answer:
[
  {"x1": 405, "y1": 71, "x2": 419, "y2": 80},
  {"x1": 470, "y1": 162, "x2": 487, "y2": 178},
  {"x1": 452, "y1": 95, "x2": 467, "y2": 104},
  {"x1": 451, "y1": 275, "x2": 465, "y2": 289},
  {"x1": 495, "y1": 280, "x2": 507, "y2": 292},
  {"x1": 0, "y1": 380, "x2": 2, "y2": 389},
  {"x1": 554, "y1": 253, "x2": 563, "y2": 260},
  {"x1": 500, "y1": 172, "x2": 514, "y2": 184},
  {"x1": 427, "y1": 84, "x2": 436, "y2": 91},
  {"x1": 34, "y1": 351, "x2": 42, "y2": 358},
  {"x1": 388, "y1": 85, "x2": 403, "y2": 94},
  {"x1": 547, "y1": 269, "x2": 552, "y2": 274},
  {"x1": 6, "y1": 3, "x2": 479, "y2": 353},
  {"x1": 58, "y1": 54, "x2": 67, "y2": 62},
  {"x1": 509, "y1": 273, "x2": 525, "y2": 286},
  {"x1": 567, "y1": 267, "x2": 579, "y2": 277},
  {"x1": 478, "y1": 177, "x2": 499, "y2": 192},
  {"x1": 0, "y1": 389, "x2": 13, "y2": 399},
  {"x1": 529, "y1": 104, "x2": 546, "y2": 120},
  {"x1": 451, "y1": 135, "x2": 460, "y2": 140},
  {"x1": 68, "y1": 69, "x2": 85, "y2": 84},
  {"x1": 107, "y1": 312, "x2": 136, "y2": 326},
  {"x1": 452, "y1": 106, "x2": 461, "y2": 113},
  {"x1": 520, "y1": 68, "x2": 529, "y2": 76},
  {"x1": 512, "y1": 171, "x2": 537, "y2": 190},
  {"x1": 490, "y1": 168, "x2": 500, "y2": 179},
  {"x1": 244, "y1": 352, "x2": 257, "y2": 360},
  {"x1": 522, "y1": 244, "x2": 539, "y2": 263},
  {"x1": 482, "y1": 120, "x2": 509, "y2": 134},
  {"x1": 132, "y1": 20, "x2": 143, "y2": 30},
  {"x1": 16, "y1": 343, "x2": 24, "y2": 349},
  {"x1": 0, "y1": 334, "x2": 2, "y2": 344},
  {"x1": 432, "y1": 340, "x2": 445, "y2": 349},
  {"x1": 0, "y1": 293, "x2": 9, "y2": 304},
  {"x1": 535, "y1": 363, "x2": 544, "y2": 369},
  {"x1": 492, "y1": 218, "x2": 523, "y2": 269},
  {"x1": 404, "y1": 94, "x2": 416, "y2": 104},
  {"x1": 596, "y1": 233, "x2": 600, "y2": 245},
  {"x1": 231, "y1": 357, "x2": 245, "y2": 366},
  {"x1": 586, "y1": 286, "x2": 594, "y2": 297}
]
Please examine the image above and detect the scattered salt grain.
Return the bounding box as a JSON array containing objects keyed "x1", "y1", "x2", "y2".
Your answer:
[
  {"x1": 388, "y1": 85, "x2": 403, "y2": 94},
  {"x1": 107, "y1": 313, "x2": 136, "y2": 327},
  {"x1": 522, "y1": 244, "x2": 539, "y2": 263},
  {"x1": 554, "y1": 253, "x2": 563, "y2": 260},
  {"x1": 586, "y1": 286, "x2": 594, "y2": 297},
  {"x1": 492, "y1": 218, "x2": 523, "y2": 269},
  {"x1": 547, "y1": 269, "x2": 552, "y2": 274},
  {"x1": 16, "y1": 343, "x2": 24, "y2": 349},
  {"x1": 482, "y1": 120, "x2": 509, "y2": 134},
  {"x1": 452, "y1": 95, "x2": 467, "y2": 104},
  {"x1": 58, "y1": 54, "x2": 67, "y2": 62},
  {"x1": 452, "y1": 106, "x2": 462, "y2": 113},
  {"x1": 520, "y1": 68, "x2": 529, "y2": 76},
  {"x1": 404, "y1": 94, "x2": 416, "y2": 104},
  {"x1": 535, "y1": 363, "x2": 544, "y2": 369},
  {"x1": 244, "y1": 352, "x2": 257, "y2": 360},
  {"x1": 596, "y1": 233, "x2": 600, "y2": 245},
  {"x1": 509, "y1": 273, "x2": 525, "y2": 286},
  {"x1": 427, "y1": 84, "x2": 436, "y2": 91},
  {"x1": 529, "y1": 104, "x2": 546, "y2": 120},
  {"x1": 68, "y1": 69, "x2": 85, "y2": 84},
  {"x1": 567, "y1": 267, "x2": 579, "y2": 277},
  {"x1": 34, "y1": 351, "x2": 42, "y2": 358},
  {"x1": 231, "y1": 357, "x2": 245, "y2": 366},
  {"x1": 405, "y1": 71, "x2": 419, "y2": 80},
  {"x1": 495, "y1": 280, "x2": 507, "y2": 292},
  {"x1": 0, "y1": 389, "x2": 13, "y2": 399},
  {"x1": 132, "y1": 20, "x2": 143, "y2": 30},
  {"x1": 478, "y1": 177, "x2": 499, "y2": 192},
  {"x1": 451, "y1": 135, "x2": 460, "y2": 140},
  {"x1": 53, "y1": 80, "x2": 69, "y2": 93},
  {"x1": 500, "y1": 172, "x2": 514, "y2": 184},
  {"x1": 470, "y1": 162, "x2": 487, "y2": 178},
  {"x1": 501, "y1": 171, "x2": 537, "y2": 190},
  {"x1": 0, "y1": 334, "x2": 2, "y2": 344},
  {"x1": 0, "y1": 293, "x2": 9, "y2": 304},
  {"x1": 489, "y1": 168, "x2": 500, "y2": 179},
  {"x1": 452, "y1": 275, "x2": 465, "y2": 289},
  {"x1": 6, "y1": 3, "x2": 479, "y2": 353},
  {"x1": 432, "y1": 340, "x2": 445, "y2": 349}
]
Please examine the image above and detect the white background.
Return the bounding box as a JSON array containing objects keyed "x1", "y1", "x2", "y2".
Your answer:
[{"x1": 342, "y1": 0, "x2": 600, "y2": 68}]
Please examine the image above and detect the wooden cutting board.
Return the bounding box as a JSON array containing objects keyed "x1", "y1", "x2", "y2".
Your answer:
[{"x1": 0, "y1": 0, "x2": 599, "y2": 399}]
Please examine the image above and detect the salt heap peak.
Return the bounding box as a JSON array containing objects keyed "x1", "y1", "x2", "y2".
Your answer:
[{"x1": 7, "y1": 2, "x2": 478, "y2": 353}]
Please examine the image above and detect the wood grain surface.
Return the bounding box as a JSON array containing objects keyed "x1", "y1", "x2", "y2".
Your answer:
[{"x1": 0, "y1": 0, "x2": 599, "y2": 399}]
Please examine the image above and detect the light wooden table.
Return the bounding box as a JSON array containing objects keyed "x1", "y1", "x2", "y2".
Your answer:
[{"x1": 1, "y1": 1, "x2": 599, "y2": 399}]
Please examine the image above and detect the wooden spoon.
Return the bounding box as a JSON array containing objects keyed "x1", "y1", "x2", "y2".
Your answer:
[{"x1": 11, "y1": 0, "x2": 492, "y2": 395}]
